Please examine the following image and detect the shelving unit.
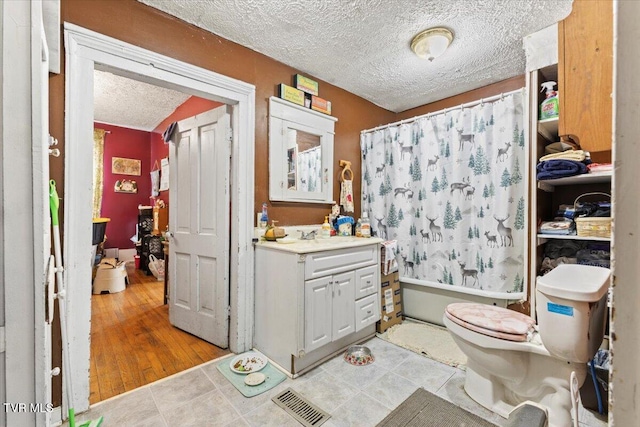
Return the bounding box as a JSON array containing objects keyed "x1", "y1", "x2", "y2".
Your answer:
[
  {"x1": 537, "y1": 234, "x2": 610, "y2": 243},
  {"x1": 537, "y1": 117, "x2": 558, "y2": 142},
  {"x1": 528, "y1": 61, "x2": 611, "y2": 319},
  {"x1": 537, "y1": 171, "x2": 612, "y2": 192}
]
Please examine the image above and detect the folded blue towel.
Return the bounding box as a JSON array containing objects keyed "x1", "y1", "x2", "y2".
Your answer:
[{"x1": 537, "y1": 159, "x2": 587, "y2": 180}]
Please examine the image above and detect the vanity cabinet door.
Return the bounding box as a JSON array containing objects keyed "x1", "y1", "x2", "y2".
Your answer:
[
  {"x1": 304, "y1": 276, "x2": 333, "y2": 352},
  {"x1": 332, "y1": 271, "x2": 356, "y2": 341}
]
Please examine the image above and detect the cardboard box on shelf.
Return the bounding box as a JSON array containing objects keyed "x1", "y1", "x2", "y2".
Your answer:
[
  {"x1": 377, "y1": 271, "x2": 403, "y2": 333},
  {"x1": 293, "y1": 74, "x2": 319, "y2": 96},
  {"x1": 310, "y1": 95, "x2": 332, "y2": 115},
  {"x1": 278, "y1": 83, "x2": 306, "y2": 106}
]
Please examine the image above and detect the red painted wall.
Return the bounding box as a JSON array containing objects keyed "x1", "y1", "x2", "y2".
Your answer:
[
  {"x1": 150, "y1": 96, "x2": 223, "y2": 204},
  {"x1": 96, "y1": 97, "x2": 221, "y2": 249},
  {"x1": 97, "y1": 122, "x2": 152, "y2": 249}
]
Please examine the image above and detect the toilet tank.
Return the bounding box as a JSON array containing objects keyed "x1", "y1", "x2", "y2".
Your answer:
[{"x1": 535, "y1": 265, "x2": 610, "y2": 363}]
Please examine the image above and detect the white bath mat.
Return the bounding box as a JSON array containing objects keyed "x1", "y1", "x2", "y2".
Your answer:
[{"x1": 381, "y1": 320, "x2": 467, "y2": 369}]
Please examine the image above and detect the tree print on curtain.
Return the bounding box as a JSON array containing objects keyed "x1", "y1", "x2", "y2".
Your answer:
[
  {"x1": 297, "y1": 145, "x2": 321, "y2": 192},
  {"x1": 361, "y1": 92, "x2": 526, "y2": 296}
]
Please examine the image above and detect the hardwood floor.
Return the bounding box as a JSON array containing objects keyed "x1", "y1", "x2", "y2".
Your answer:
[{"x1": 90, "y1": 263, "x2": 229, "y2": 404}]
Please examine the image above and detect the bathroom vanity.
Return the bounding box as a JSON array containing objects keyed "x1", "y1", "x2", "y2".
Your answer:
[{"x1": 254, "y1": 237, "x2": 383, "y2": 376}]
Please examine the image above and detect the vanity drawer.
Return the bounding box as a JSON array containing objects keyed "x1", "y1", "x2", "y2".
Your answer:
[
  {"x1": 355, "y1": 265, "x2": 378, "y2": 298},
  {"x1": 355, "y1": 293, "x2": 379, "y2": 332},
  {"x1": 305, "y1": 245, "x2": 377, "y2": 280}
]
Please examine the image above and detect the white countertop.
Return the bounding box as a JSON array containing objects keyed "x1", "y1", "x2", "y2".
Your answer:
[{"x1": 255, "y1": 236, "x2": 383, "y2": 254}]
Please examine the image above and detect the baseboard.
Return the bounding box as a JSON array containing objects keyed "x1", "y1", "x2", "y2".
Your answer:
[{"x1": 118, "y1": 248, "x2": 137, "y2": 262}]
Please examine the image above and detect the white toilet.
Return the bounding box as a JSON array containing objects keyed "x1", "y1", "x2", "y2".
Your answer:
[{"x1": 443, "y1": 264, "x2": 610, "y2": 427}]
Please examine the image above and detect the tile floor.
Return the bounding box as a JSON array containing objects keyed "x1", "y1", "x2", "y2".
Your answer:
[{"x1": 72, "y1": 337, "x2": 608, "y2": 427}]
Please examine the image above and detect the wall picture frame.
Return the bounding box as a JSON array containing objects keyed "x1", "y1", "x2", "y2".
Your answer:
[
  {"x1": 114, "y1": 179, "x2": 138, "y2": 193},
  {"x1": 112, "y1": 157, "x2": 141, "y2": 176}
]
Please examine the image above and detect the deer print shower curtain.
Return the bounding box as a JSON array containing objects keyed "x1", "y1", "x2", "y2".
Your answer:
[{"x1": 361, "y1": 91, "x2": 526, "y2": 296}]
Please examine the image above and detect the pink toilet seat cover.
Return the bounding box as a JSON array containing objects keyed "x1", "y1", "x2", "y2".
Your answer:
[{"x1": 445, "y1": 303, "x2": 535, "y2": 342}]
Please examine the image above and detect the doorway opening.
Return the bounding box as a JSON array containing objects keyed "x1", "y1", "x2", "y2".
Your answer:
[
  {"x1": 64, "y1": 24, "x2": 255, "y2": 413},
  {"x1": 89, "y1": 70, "x2": 231, "y2": 403}
]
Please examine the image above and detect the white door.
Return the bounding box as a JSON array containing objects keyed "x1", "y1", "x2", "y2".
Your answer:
[
  {"x1": 331, "y1": 271, "x2": 355, "y2": 340},
  {"x1": 304, "y1": 276, "x2": 332, "y2": 352},
  {"x1": 168, "y1": 106, "x2": 231, "y2": 347}
]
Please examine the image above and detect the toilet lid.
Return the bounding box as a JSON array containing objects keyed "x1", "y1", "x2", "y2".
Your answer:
[{"x1": 445, "y1": 303, "x2": 535, "y2": 342}]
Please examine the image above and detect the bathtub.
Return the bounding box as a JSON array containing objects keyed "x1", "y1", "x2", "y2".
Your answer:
[{"x1": 400, "y1": 278, "x2": 524, "y2": 326}]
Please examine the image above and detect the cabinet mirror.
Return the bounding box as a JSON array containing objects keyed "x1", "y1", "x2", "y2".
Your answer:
[{"x1": 269, "y1": 97, "x2": 337, "y2": 203}]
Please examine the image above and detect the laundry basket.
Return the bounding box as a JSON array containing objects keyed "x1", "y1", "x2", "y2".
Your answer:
[{"x1": 574, "y1": 192, "x2": 611, "y2": 238}]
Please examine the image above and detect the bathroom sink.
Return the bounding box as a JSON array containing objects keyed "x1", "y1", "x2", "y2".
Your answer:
[
  {"x1": 259, "y1": 235, "x2": 383, "y2": 253},
  {"x1": 321, "y1": 236, "x2": 359, "y2": 243}
]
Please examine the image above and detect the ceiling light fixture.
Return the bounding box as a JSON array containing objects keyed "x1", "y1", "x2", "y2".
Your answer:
[{"x1": 411, "y1": 27, "x2": 454, "y2": 61}]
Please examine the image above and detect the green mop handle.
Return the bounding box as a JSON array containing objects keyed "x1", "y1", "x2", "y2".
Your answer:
[{"x1": 49, "y1": 180, "x2": 59, "y2": 227}]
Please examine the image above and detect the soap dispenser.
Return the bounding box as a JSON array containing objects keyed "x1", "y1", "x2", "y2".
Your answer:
[{"x1": 321, "y1": 216, "x2": 332, "y2": 239}]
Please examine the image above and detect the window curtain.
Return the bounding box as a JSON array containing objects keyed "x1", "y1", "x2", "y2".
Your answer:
[
  {"x1": 92, "y1": 129, "x2": 106, "y2": 218},
  {"x1": 361, "y1": 91, "x2": 526, "y2": 296}
]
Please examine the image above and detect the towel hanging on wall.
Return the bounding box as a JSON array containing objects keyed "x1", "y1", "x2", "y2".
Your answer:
[{"x1": 339, "y1": 160, "x2": 354, "y2": 212}]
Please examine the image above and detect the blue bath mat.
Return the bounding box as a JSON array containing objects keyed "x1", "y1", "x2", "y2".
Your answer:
[{"x1": 216, "y1": 355, "x2": 287, "y2": 398}]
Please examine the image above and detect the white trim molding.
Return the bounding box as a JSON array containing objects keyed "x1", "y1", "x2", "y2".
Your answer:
[{"x1": 64, "y1": 23, "x2": 255, "y2": 412}]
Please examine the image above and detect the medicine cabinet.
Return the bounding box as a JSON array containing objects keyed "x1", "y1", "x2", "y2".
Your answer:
[{"x1": 269, "y1": 96, "x2": 337, "y2": 203}]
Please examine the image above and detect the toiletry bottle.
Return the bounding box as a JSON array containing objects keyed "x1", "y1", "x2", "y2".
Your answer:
[
  {"x1": 355, "y1": 218, "x2": 362, "y2": 237},
  {"x1": 360, "y1": 212, "x2": 371, "y2": 238},
  {"x1": 321, "y1": 216, "x2": 332, "y2": 238},
  {"x1": 539, "y1": 81, "x2": 559, "y2": 120},
  {"x1": 260, "y1": 202, "x2": 268, "y2": 228}
]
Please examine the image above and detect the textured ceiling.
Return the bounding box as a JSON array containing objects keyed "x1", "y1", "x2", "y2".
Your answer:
[
  {"x1": 93, "y1": 70, "x2": 190, "y2": 131},
  {"x1": 138, "y1": 0, "x2": 573, "y2": 112}
]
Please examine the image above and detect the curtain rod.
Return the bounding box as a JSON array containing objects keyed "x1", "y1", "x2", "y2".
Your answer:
[{"x1": 361, "y1": 88, "x2": 524, "y2": 134}]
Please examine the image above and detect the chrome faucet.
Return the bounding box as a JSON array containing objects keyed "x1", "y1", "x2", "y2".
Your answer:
[{"x1": 299, "y1": 230, "x2": 318, "y2": 240}]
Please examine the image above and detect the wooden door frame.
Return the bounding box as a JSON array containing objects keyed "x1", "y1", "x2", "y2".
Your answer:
[{"x1": 63, "y1": 23, "x2": 255, "y2": 412}]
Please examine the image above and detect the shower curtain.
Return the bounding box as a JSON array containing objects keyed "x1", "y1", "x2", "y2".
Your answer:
[
  {"x1": 361, "y1": 91, "x2": 526, "y2": 296},
  {"x1": 297, "y1": 145, "x2": 321, "y2": 192}
]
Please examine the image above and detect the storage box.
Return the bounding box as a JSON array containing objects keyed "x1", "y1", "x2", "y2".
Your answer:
[
  {"x1": 377, "y1": 271, "x2": 403, "y2": 333},
  {"x1": 575, "y1": 217, "x2": 611, "y2": 238},
  {"x1": 380, "y1": 240, "x2": 398, "y2": 275},
  {"x1": 310, "y1": 95, "x2": 331, "y2": 115},
  {"x1": 92, "y1": 218, "x2": 110, "y2": 245},
  {"x1": 293, "y1": 74, "x2": 319, "y2": 96},
  {"x1": 278, "y1": 83, "x2": 306, "y2": 106}
]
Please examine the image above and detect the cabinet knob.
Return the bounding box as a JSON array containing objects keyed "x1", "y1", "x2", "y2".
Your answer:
[{"x1": 367, "y1": 310, "x2": 372, "y2": 314}]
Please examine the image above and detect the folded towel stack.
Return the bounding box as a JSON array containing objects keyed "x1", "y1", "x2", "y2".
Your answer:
[
  {"x1": 539, "y1": 150, "x2": 587, "y2": 162},
  {"x1": 539, "y1": 218, "x2": 576, "y2": 235},
  {"x1": 537, "y1": 159, "x2": 587, "y2": 180}
]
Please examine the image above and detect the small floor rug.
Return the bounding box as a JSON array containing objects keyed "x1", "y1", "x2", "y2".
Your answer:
[
  {"x1": 377, "y1": 388, "x2": 496, "y2": 427},
  {"x1": 380, "y1": 320, "x2": 467, "y2": 368},
  {"x1": 216, "y1": 357, "x2": 286, "y2": 398}
]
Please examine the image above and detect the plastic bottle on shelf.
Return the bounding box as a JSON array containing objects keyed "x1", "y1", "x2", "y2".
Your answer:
[
  {"x1": 259, "y1": 203, "x2": 268, "y2": 228},
  {"x1": 355, "y1": 218, "x2": 362, "y2": 237},
  {"x1": 540, "y1": 81, "x2": 559, "y2": 120},
  {"x1": 360, "y1": 212, "x2": 371, "y2": 238}
]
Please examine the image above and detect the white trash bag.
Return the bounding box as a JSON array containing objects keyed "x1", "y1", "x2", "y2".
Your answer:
[{"x1": 148, "y1": 254, "x2": 165, "y2": 281}]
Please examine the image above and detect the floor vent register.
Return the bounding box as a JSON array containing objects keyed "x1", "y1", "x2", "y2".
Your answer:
[{"x1": 271, "y1": 388, "x2": 331, "y2": 427}]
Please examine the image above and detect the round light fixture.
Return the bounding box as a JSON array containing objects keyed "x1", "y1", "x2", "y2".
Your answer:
[{"x1": 411, "y1": 27, "x2": 454, "y2": 61}]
